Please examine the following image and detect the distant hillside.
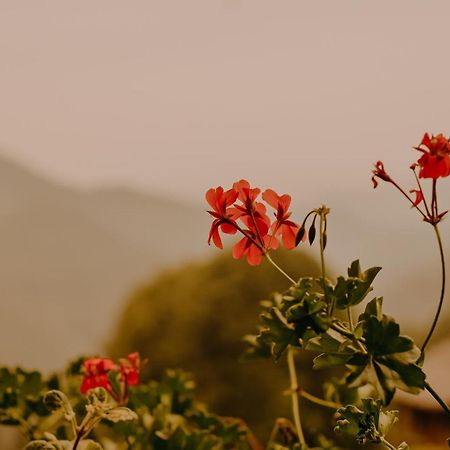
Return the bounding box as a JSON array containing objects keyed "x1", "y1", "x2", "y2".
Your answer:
[
  {"x1": 1, "y1": 153, "x2": 449, "y2": 372},
  {"x1": 0, "y1": 154, "x2": 208, "y2": 370}
]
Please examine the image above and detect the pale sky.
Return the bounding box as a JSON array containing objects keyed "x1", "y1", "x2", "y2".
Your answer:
[{"x1": 1, "y1": 1, "x2": 450, "y2": 203}]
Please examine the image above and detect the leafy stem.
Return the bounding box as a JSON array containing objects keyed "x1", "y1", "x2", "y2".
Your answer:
[{"x1": 421, "y1": 223, "x2": 446, "y2": 353}]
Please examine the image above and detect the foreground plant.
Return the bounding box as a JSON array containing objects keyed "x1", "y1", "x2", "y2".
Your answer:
[
  {"x1": 2, "y1": 356, "x2": 256, "y2": 450},
  {"x1": 206, "y1": 137, "x2": 450, "y2": 449}
]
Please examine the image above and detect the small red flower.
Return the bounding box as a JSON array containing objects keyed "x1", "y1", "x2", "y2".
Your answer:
[
  {"x1": 80, "y1": 358, "x2": 117, "y2": 394},
  {"x1": 232, "y1": 218, "x2": 278, "y2": 266},
  {"x1": 206, "y1": 186, "x2": 239, "y2": 249},
  {"x1": 371, "y1": 161, "x2": 391, "y2": 188},
  {"x1": 415, "y1": 133, "x2": 450, "y2": 179},
  {"x1": 262, "y1": 189, "x2": 299, "y2": 249},
  {"x1": 119, "y1": 352, "x2": 141, "y2": 386}
]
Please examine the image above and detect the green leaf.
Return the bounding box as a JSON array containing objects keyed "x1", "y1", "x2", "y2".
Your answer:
[
  {"x1": 24, "y1": 442, "x2": 57, "y2": 450},
  {"x1": 334, "y1": 398, "x2": 399, "y2": 445},
  {"x1": 103, "y1": 406, "x2": 138, "y2": 423},
  {"x1": 333, "y1": 261, "x2": 382, "y2": 309},
  {"x1": 260, "y1": 307, "x2": 299, "y2": 360}
]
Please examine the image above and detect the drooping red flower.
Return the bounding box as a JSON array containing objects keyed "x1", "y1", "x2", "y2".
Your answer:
[
  {"x1": 262, "y1": 189, "x2": 299, "y2": 249},
  {"x1": 371, "y1": 161, "x2": 391, "y2": 188},
  {"x1": 415, "y1": 133, "x2": 450, "y2": 179},
  {"x1": 206, "y1": 186, "x2": 239, "y2": 249},
  {"x1": 232, "y1": 217, "x2": 278, "y2": 266},
  {"x1": 80, "y1": 358, "x2": 117, "y2": 394},
  {"x1": 119, "y1": 352, "x2": 141, "y2": 386}
]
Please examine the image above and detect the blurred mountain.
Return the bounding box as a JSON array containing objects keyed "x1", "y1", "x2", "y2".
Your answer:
[
  {"x1": 0, "y1": 154, "x2": 208, "y2": 371},
  {"x1": 1, "y1": 153, "x2": 449, "y2": 373}
]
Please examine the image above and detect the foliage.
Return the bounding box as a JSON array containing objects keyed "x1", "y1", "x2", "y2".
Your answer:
[{"x1": 2, "y1": 363, "x2": 254, "y2": 450}]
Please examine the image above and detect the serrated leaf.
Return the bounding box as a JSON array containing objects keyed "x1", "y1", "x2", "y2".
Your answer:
[{"x1": 104, "y1": 406, "x2": 138, "y2": 423}]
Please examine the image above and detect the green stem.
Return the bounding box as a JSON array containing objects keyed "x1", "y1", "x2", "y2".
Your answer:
[
  {"x1": 421, "y1": 224, "x2": 446, "y2": 353},
  {"x1": 265, "y1": 253, "x2": 296, "y2": 284},
  {"x1": 299, "y1": 390, "x2": 342, "y2": 410},
  {"x1": 318, "y1": 211, "x2": 331, "y2": 314},
  {"x1": 347, "y1": 307, "x2": 354, "y2": 331},
  {"x1": 287, "y1": 348, "x2": 306, "y2": 446},
  {"x1": 425, "y1": 382, "x2": 450, "y2": 417}
]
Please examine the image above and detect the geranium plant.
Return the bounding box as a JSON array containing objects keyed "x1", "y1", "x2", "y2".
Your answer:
[
  {"x1": 1, "y1": 133, "x2": 449, "y2": 449},
  {"x1": 204, "y1": 133, "x2": 450, "y2": 449}
]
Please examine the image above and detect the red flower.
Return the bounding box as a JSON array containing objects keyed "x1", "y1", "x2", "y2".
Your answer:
[
  {"x1": 206, "y1": 186, "x2": 239, "y2": 249},
  {"x1": 371, "y1": 161, "x2": 391, "y2": 188},
  {"x1": 119, "y1": 352, "x2": 141, "y2": 386},
  {"x1": 262, "y1": 189, "x2": 299, "y2": 249},
  {"x1": 415, "y1": 133, "x2": 450, "y2": 179},
  {"x1": 80, "y1": 358, "x2": 117, "y2": 394},
  {"x1": 232, "y1": 217, "x2": 278, "y2": 266},
  {"x1": 232, "y1": 179, "x2": 271, "y2": 235}
]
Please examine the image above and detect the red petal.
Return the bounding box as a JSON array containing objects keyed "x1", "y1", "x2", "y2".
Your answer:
[
  {"x1": 262, "y1": 189, "x2": 280, "y2": 209},
  {"x1": 421, "y1": 133, "x2": 431, "y2": 150},
  {"x1": 281, "y1": 224, "x2": 298, "y2": 249},
  {"x1": 220, "y1": 222, "x2": 237, "y2": 234},
  {"x1": 247, "y1": 244, "x2": 263, "y2": 266},
  {"x1": 410, "y1": 190, "x2": 424, "y2": 207},
  {"x1": 232, "y1": 237, "x2": 248, "y2": 260}
]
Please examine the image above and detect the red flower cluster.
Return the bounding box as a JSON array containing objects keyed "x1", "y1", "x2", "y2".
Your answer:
[
  {"x1": 206, "y1": 180, "x2": 299, "y2": 266},
  {"x1": 415, "y1": 133, "x2": 450, "y2": 179},
  {"x1": 80, "y1": 358, "x2": 116, "y2": 395},
  {"x1": 80, "y1": 353, "x2": 141, "y2": 403},
  {"x1": 373, "y1": 132, "x2": 450, "y2": 225}
]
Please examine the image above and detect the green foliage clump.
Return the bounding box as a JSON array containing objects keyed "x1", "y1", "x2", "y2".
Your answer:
[{"x1": 108, "y1": 250, "x2": 325, "y2": 437}]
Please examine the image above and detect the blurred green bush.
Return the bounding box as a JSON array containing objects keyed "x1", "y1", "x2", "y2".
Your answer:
[{"x1": 108, "y1": 250, "x2": 337, "y2": 441}]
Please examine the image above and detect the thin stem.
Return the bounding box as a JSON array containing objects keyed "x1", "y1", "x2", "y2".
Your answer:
[
  {"x1": 390, "y1": 180, "x2": 428, "y2": 221},
  {"x1": 299, "y1": 390, "x2": 342, "y2": 410},
  {"x1": 432, "y1": 179, "x2": 438, "y2": 218},
  {"x1": 425, "y1": 382, "x2": 450, "y2": 417},
  {"x1": 249, "y1": 209, "x2": 265, "y2": 247},
  {"x1": 266, "y1": 253, "x2": 296, "y2": 284},
  {"x1": 421, "y1": 224, "x2": 446, "y2": 353},
  {"x1": 318, "y1": 211, "x2": 330, "y2": 314},
  {"x1": 287, "y1": 348, "x2": 306, "y2": 446},
  {"x1": 412, "y1": 167, "x2": 432, "y2": 218},
  {"x1": 347, "y1": 307, "x2": 354, "y2": 331},
  {"x1": 72, "y1": 431, "x2": 83, "y2": 450}
]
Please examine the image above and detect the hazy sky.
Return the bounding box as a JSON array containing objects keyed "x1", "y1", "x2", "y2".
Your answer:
[{"x1": 1, "y1": 1, "x2": 450, "y2": 203}]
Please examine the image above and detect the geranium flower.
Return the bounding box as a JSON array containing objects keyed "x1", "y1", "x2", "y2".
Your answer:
[
  {"x1": 119, "y1": 352, "x2": 141, "y2": 385},
  {"x1": 206, "y1": 186, "x2": 239, "y2": 249},
  {"x1": 80, "y1": 358, "x2": 117, "y2": 394},
  {"x1": 262, "y1": 189, "x2": 299, "y2": 249},
  {"x1": 415, "y1": 133, "x2": 450, "y2": 179},
  {"x1": 232, "y1": 218, "x2": 278, "y2": 266},
  {"x1": 232, "y1": 179, "x2": 271, "y2": 236}
]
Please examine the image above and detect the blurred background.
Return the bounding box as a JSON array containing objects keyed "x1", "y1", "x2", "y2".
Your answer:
[{"x1": 1, "y1": 1, "x2": 450, "y2": 448}]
